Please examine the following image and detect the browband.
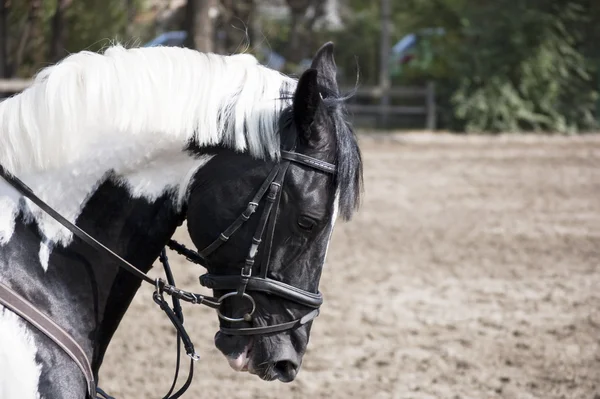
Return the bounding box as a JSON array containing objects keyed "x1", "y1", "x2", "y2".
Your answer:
[{"x1": 281, "y1": 151, "x2": 336, "y2": 174}]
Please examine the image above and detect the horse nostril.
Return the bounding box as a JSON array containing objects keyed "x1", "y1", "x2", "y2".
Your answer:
[{"x1": 273, "y1": 360, "x2": 298, "y2": 382}]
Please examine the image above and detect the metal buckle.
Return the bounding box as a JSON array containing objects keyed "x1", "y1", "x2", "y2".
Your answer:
[
  {"x1": 154, "y1": 278, "x2": 164, "y2": 301},
  {"x1": 241, "y1": 266, "x2": 252, "y2": 278}
]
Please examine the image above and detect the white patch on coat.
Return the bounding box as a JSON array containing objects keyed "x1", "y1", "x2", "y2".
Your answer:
[
  {"x1": 0, "y1": 306, "x2": 42, "y2": 399},
  {"x1": 0, "y1": 149, "x2": 213, "y2": 271},
  {"x1": 38, "y1": 240, "x2": 52, "y2": 272},
  {"x1": 0, "y1": 197, "x2": 18, "y2": 245}
]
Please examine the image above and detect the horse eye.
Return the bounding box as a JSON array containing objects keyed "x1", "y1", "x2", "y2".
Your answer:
[{"x1": 297, "y1": 216, "x2": 317, "y2": 231}]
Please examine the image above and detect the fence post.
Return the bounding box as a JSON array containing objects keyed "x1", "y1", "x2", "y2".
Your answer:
[
  {"x1": 425, "y1": 81, "x2": 436, "y2": 130},
  {"x1": 596, "y1": 68, "x2": 600, "y2": 127},
  {"x1": 378, "y1": 0, "x2": 391, "y2": 129}
]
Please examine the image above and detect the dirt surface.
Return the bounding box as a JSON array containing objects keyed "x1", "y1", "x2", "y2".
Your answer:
[{"x1": 100, "y1": 133, "x2": 600, "y2": 399}]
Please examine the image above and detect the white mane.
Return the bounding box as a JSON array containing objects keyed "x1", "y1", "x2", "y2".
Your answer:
[
  {"x1": 0, "y1": 45, "x2": 297, "y2": 263},
  {"x1": 0, "y1": 44, "x2": 296, "y2": 176}
]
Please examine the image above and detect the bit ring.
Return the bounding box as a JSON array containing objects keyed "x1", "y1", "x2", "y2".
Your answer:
[{"x1": 216, "y1": 292, "x2": 256, "y2": 323}]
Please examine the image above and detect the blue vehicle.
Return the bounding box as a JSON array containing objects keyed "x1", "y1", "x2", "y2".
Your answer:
[
  {"x1": 144, "y1": 31, "x2": 188, "y2": 47},
  {"x1": 390, "y1": 28, "x2": 445, "y2": 76}
]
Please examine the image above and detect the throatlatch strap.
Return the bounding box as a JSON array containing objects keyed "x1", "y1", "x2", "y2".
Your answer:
[{"x1": 167, "y1": 240, "x2": 205, "y2": 266}]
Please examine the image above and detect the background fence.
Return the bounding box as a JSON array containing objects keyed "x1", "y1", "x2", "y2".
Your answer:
[
  {"x1": 0, "y1": 78, "x2": 30, "y2": 94},
  {"x1": 343, "y1": 82, "x2": 436, "y2": 130}
]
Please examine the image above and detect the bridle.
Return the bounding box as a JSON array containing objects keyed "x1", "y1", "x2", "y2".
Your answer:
[
  {"x1": 174, "y1": 150, "x2": 335, "y2": 335},
  {"x1": 0, "y1": 148, "x2": 336, "y2": 398}
]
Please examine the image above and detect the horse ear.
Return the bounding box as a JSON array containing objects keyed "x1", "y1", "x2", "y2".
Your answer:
[
  {"x1": 310, "y1": 42, "x2": 339, "y2": 96},
  {"x1": 293, "y1": 68, "x2": 321, "y2": 141}
]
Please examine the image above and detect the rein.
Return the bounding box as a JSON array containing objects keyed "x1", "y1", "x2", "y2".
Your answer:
[{"x1": 0, "y1": 149, "x2": 336, "y2": 398}]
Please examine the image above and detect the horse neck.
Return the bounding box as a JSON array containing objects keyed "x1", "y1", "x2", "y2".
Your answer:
[
  {"x1": 79, "y1": 179, "x2": 184, "y2": 373},
  {"x1": 0, "y1": 177, "x2": 185, "y2": 399},
  {"x1": 0, "y1": 147, "x2": 213, "y2": 396}
]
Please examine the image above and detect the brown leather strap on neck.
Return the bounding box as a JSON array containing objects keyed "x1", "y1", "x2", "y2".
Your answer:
[{"x1": 0, "y1": 281, "x2": 96, "y2": 398}]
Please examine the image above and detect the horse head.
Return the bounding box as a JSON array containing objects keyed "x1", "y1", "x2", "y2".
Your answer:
[{"x1": 185, "y1": 43, "x2": 362, "y2": 381}]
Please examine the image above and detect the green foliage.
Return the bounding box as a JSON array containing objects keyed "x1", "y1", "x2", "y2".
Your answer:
[
  {"x1": 452, "y1": 1, "x2": 597, "y2": 132},
  {"x1": 396, "y1": 0, "x2": 599, "y2": 133},
  {"x1": 6, "y1": 0, "x2": 54, "y2": 77},
  {"x1": 7, "y1": 0, "x2": 148, "y2": 78},
  {"x1": 66, "y1": 0, "x2": 130, "y2": 53}
]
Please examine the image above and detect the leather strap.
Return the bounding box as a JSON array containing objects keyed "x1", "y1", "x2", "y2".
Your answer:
[
  {"x1": 199, "y1": 157, "x2": 326, "y2": 336},
  {"x1": 0, "y1": 165, "x2": 220, "y2": 307},
  {"x1": 281, "y1": 151, "x2": 336, "y2": 174},
  {"x1": 259, "y1": 160, "x2": 290, "y2": 279},
  {"x1": 199, "y1": 275, "x2": 323, "y2": 308},
  {"x1": 0, "y1": 281, "x2": 96, "y2": 398},
  {"x1": 0, "y1": 165, "x2": 155, "y2": 286},
  {"x1": 237, "y1": 177, "x2": 281, "y2": 297},
  {"x1": 198, "y1": 166, "x2": 280, "y2": 258},
  {"x1": 219, "y1": 309, "x2": 320, "y2": 336},
  {"x1": 167, "y1": 240, "x2": 205, "y2": 266}
]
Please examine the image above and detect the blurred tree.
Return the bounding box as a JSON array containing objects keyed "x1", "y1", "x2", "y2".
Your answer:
[
  {"x1": 245, "y1": 0, "x2": 329, "y2": 73},
  {"x1": 125, "y1": 0, "x2": 135, "y2": 36},
  {"x1": 13, "y1": 0, "x2": 42, "y2": 76},
  {"x1": 216, "y1": 0, "x2": 255, "y2": 54},
  {"x1": 0, "y1": 0, "x2": 6, "y2": 78},
  {"x1": 66, "y1": 0, "x2": 132, "y2": 52},
  {"x1": 5, "y1": 0, "x2": 141, "y2": 77},
  {"x1": 284, "y1": 0, "x2": 325, "y2": 63},
  {"x1": 49, "y1": 0, "x2": 70, "y2": 62},
  {"x1": 313, "y1": 0, "x2": 408, "y2": 85},
  {"x1": 185, "y1": 0, "x2": 217, "y2": 52}
]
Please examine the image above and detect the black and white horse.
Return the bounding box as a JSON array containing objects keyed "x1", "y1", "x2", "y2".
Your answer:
[{"x1": 0, "y1": 42, "x2": 362, "y2": 398}]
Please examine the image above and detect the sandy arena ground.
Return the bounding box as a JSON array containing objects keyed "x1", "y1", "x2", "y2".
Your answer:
[{"x1": 99, "y1": 133, "x2": 600, "y2": 399}]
